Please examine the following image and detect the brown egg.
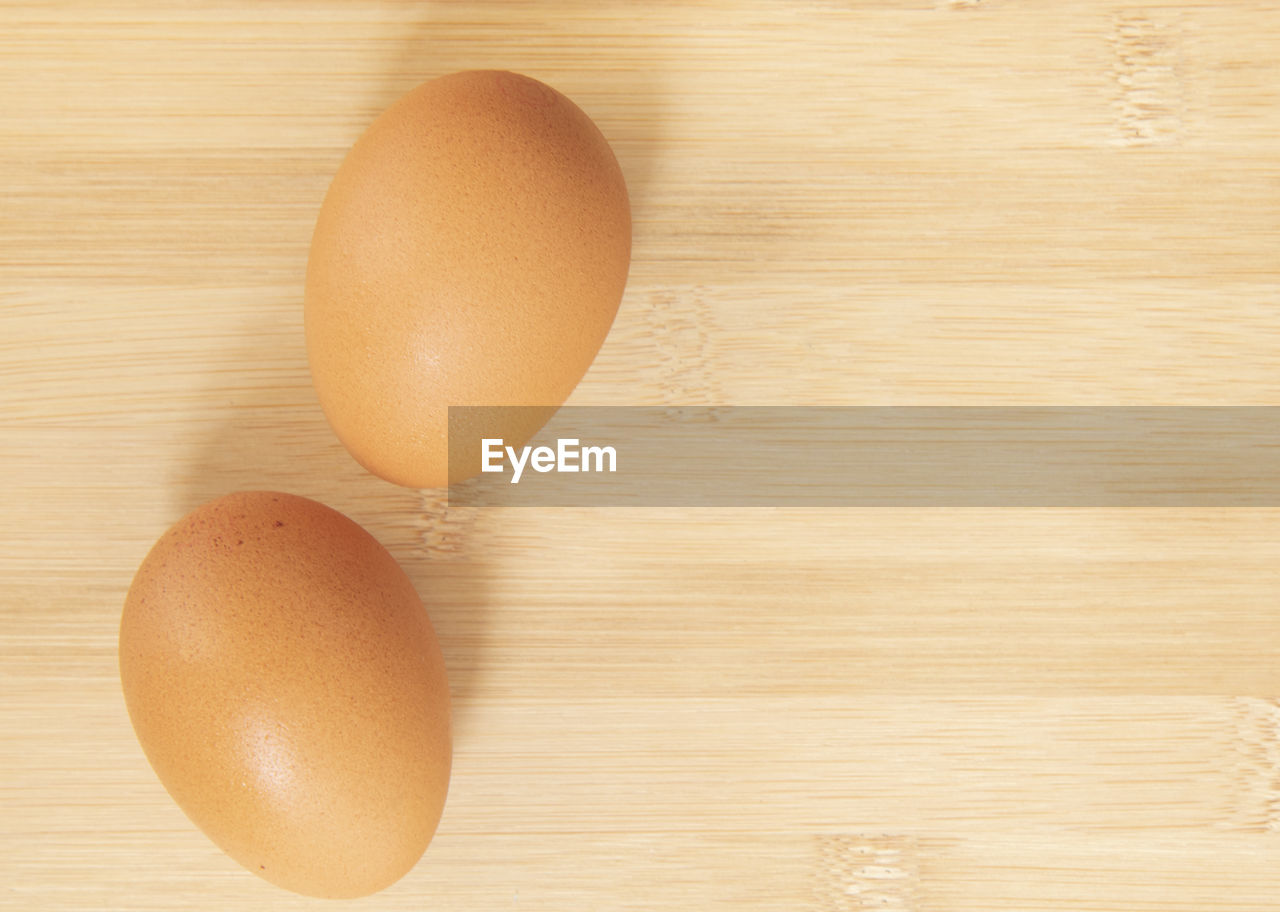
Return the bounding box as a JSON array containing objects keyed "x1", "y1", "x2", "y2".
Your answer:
[
  {"x1": 119, "y1": 491, "x2": 451, "y2": 899},
  {"x1": 304, "y1": 69, "x2": 631, "y2": 487}
]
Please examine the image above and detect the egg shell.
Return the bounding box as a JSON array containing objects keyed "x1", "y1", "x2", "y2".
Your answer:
[
  {"x1": 119, "y1": 491, "x2": 451, "y2": 899},
  {"x1": 304, "y1": 69, "x2": 632, "y2": 487}
]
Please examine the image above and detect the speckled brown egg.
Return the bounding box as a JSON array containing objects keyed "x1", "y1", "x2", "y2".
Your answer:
[
  {"x1": 304, "y1": 69, "x2": 632, "y2": 488},
  {"x1": 119, "y1": 491, "x2": 451, "y2": 899}
]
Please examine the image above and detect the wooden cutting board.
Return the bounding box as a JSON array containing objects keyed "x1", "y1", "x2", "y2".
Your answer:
[{"x1": 4, "y1": 1, "x2": 1280, "y2": 908}]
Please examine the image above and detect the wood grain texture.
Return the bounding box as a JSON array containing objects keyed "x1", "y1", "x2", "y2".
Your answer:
[{"x1": 4, "y1": 1, "x2": 1280, "y2": 908}]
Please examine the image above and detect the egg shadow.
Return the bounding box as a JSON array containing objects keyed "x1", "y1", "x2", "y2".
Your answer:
[
  {"x1": 377, "y1": 5, "x2": 667, "y2": 217},
  {"x1": 172, "y1": 300, "x2": 495, "y2": 743}
]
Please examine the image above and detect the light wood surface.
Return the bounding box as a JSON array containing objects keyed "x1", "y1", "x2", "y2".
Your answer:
[{"x1": 4, "y1": 1, "x2": 1280, "y2": 908}]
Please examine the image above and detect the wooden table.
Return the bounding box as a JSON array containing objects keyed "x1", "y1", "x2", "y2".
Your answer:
[{"x1": 4, "y1": 2, "x2": 1280, "y2": 908}]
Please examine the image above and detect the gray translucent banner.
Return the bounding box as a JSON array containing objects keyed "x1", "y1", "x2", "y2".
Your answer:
[{"x1": 446, "y1": 407, "x2": 1280, "y2": 507}]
